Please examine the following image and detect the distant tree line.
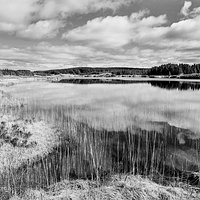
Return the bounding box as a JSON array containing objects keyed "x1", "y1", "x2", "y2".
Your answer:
[
  {"x1": 34, "y1": 67, "x2": 149, "y2": 76},
  {"x1": 147, "y1": 63, "x2": 200, "y2": 76},
  {"x1": 0, "y1": 69, "x2": 33, "y2": 76},
  {"x1": 1, "y1": 63, "x2": 200, "y2": 77}
]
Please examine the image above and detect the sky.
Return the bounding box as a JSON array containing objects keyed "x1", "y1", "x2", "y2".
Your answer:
[{"x1": 0, "y1": 0, "x2": 200, "y2": 70}]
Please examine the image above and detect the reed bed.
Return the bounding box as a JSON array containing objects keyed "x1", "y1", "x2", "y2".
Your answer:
[
  {"x1": 0, "y1": 91, "x2": 24, "y2": 110},
  {"x1": 0, "y1": 114, "x2": 65, "y2": 196},
  {"x1": 0, "y1": 88, "x2": 200, "y2": 199}
]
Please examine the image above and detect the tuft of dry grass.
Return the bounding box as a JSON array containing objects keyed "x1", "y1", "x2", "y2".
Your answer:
[
  {"x1": 10, "y1": 175, "x2": 200, "y2": 200},
  {"x1": 0, "y1": 114, "x2": 64, "y2": 197},
  {"x1": 0, "y1": 90, "x2": 24, "y2": 109},
  {"x1": 0, "y1": 115, "x2": 61, "y2": 173}
]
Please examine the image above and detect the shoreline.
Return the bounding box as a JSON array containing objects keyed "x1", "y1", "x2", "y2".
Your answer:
[
  {"x1": 56, "y1": 76, "x2": 200, "y2": 83},
  {"x1": 2, "y1": 75, "x2": 200, "y2": 83}
]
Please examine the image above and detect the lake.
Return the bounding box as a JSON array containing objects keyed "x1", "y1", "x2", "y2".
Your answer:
[{"x1": 2, "y1": 79, "x2": 200, "y2": 187}]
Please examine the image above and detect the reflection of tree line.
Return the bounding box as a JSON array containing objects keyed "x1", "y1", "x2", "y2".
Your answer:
[
  {"x1": 149, "y1": 81, "x2": 200, "y2": 90},
  {"x1": 57, "y1": 79, "x2": 200, "y2": 90},
  {"x1": 57, "y1": 79, "x2": 148, "y2": 84},
  {"x1": 56, "y1": 78, "x2": 200, "y2": 90}
]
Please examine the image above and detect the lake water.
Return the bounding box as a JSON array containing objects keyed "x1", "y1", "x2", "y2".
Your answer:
[
  {"x1": 2, "y1": 80, "x2": 200, "y2": 186},
  {"x1": 5, "y1": 80, "x2": 200, "y2": 133}
]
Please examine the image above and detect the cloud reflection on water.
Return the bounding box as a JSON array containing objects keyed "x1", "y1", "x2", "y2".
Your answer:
[{"x1": 4, "y1": 81, "x2": 200, "y2": 136}]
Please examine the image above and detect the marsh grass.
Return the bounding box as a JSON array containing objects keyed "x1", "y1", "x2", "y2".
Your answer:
[
  {"x1": 10, "y1": 175, "x2": 200, "y2": 200},
  {"x1": 0, "y1": 112, "x2": 63, "y2": 197},
  {"x1": 1, "y1": 90, "x2": 200, "y2": 199}
]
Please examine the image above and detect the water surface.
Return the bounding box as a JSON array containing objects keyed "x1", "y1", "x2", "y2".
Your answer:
[{"x1": 2, "y1": 80, "x2": 200, "y2": 185}]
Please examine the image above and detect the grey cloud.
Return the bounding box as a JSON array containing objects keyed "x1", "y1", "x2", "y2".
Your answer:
[
  {"x1": 0, "y1": 0, "x2": 136, "y2": 39},
  {"x1": 180, "y1": 1, "x2": 192, "y2": 16},
  {"x1": 1, "y1": 0, "x2": 200, "y2": 69},
  {"x1": 63, "y1": 12, "x2": 167, "y2": 48}
]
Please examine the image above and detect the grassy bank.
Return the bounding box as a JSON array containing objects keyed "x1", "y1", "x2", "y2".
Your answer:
[
  {"x1": 10, "y1": 175, "x2": 200, "y2": 200},
  {"x1": 0, "y1": 115, "x2": 64, "y2": 197},
  {"x1": 0, "y1": 91, "x2": 65, "y2": 198}
]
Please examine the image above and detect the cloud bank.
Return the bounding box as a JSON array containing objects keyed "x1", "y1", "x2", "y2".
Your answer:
[
  {"x1": 0, "y1": 0, "x2": 134, "y2": 39},
  {"x1": 0, "y1": 0, "x2": 200, "y2": 69}
]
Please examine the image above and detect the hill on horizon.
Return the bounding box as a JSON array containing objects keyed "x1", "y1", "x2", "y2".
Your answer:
[{"x1": 1, "y1": 63, "x2": 200, "y2": 77}]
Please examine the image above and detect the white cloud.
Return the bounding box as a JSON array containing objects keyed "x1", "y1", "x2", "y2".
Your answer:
[
  {"x1": 17, "y1": 20, "x2": 64, "y2": 39},
  {"x1": 180, "y1": 1, "x2": 200, "y2": 19},
  {"x1": 0, "y1": 0, "x2": 38, "y2": 33},
  {"x1": 1, "y1": 2, "x2": 200, "y2": 69},
  {"x1": 63, "y1": 16, "x2": 132, "y2": 48},
  {"x1": 63, "y1": 12, "x2": 167, "y2": 48},
  {"x1": 0, "y1": 0, "x2": 38, "y2": 24},
  {"x1": 1, "y1": 36, "x2": 200, "y2": 70},
  {"x1": 0, "y1": 22, "x2": 24, "y2": 32},
  {"x1": 62, "y1": 6, "x2": 200, "y2": 53},
  {"x1": 166, "y1": 16, "x2": 200, "y2": 41},
  {"x1": 190, "y1": 7, "x2": 200, "y2": 17},
  {"x1": 0, "y1": 42, "x2": 116, "y2": 69},
  {"x1": 0, "y1": 19, "x2": 64, "y2": 39},
  {"x1": 0, "y1": 0, "x2": 135, "y2": 38},
  {"x1": 180, "y1": 1, "x2": 192, "y2": 16},
  {"x1": 38, "y1": 0, "x2": 135, "y2": 19},
  {"x1": 0, "y1": 0, "x2": 135, "y2": 24}
]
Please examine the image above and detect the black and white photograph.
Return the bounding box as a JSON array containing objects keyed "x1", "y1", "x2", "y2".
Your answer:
[{"x1": 1, "y1": 0, "x2": 200, "y2": 199}]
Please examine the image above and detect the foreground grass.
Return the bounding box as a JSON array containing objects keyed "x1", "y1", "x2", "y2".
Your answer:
[
  {"x1": 0, "y1": 91, "x2": 24, "y2": 109},
  {"x1": 2, "y1": 111, "x2": 199, "y2": 200},
  {"x1": 0, "y1": 115, "x2": 61, "y2": 171},
  {"x1": 10, "y1": 175, "x2": 200, "y2": 200},
  {"x1": 1, "y1": 81, "x2": 200, "y2": 200},
  {"x1": 0, "y1": 115, "x2": 64, "y2": 197}
]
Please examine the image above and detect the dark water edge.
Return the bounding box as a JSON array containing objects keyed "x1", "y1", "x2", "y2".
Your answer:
[
  {"x1": 57, "y1": 78, "x2": 147, "y2": 84},
  {"x1": 150, "y1": 81, "x2": 200, "y2": 90},
  {"x1": 56, "y1": 79, "x2": 200, "y2": 90}
]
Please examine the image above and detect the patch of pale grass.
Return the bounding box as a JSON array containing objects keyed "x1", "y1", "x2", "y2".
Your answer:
[
  {"x1": 0, "y1": 90, "x2": 24, "y2": 108},
  {"x1": 0, "y1": 115, "x2": 61, "y2": 174},
  {"x1": 10, "y1": 175, "x2": 200, "y2": 200}
]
